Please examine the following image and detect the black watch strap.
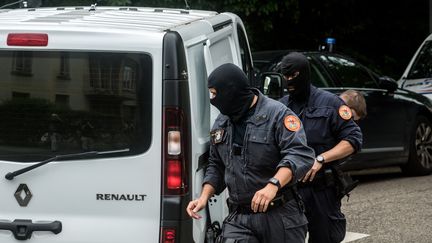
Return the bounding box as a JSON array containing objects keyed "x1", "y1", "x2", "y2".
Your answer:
[{"x1": 268, "y1": 177, "x2": 281, "y2": 189}]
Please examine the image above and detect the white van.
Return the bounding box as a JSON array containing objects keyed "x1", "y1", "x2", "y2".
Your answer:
[
  {"x1": 399, "y1": 34, "x2": 432, "y2": 100},
  {"x1": 0, "y1": 5, "x2": 254, "y2": 243}
]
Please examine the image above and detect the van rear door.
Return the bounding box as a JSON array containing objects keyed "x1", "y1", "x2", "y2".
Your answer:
[
  {"x1": 0, "y1": 50, "x2": 160, "y2": 243},
  {"x1": 202, "y1": 25, "x2": 239, "y2": 225},
  {"x1": 203, "y1": 24, "x2": 240, "y2": 124}
]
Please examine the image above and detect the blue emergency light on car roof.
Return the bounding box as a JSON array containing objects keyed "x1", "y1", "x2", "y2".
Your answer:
[
  {"x1": 326, "y1": 37, "x2": 336, "y2": 52},
  {"x1": 326, "y1": 37, "x2": 336, "y2": 44}
]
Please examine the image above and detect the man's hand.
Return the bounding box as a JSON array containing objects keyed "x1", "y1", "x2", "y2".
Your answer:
[
  {"x1": 186, "y1": 184, "x2": 215, "y2": 219},
  {"x1": 302, "y1": 160, "x2": 323, "y2": 182},
  {"x1": 251, "y1": 184, "x2": 278, "y2": 213},
  {"x1": 186, "y1": 197, "x2": 208, "y2": 219}
]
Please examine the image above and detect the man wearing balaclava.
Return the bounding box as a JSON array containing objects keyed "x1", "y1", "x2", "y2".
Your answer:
[
  {"x1": 187, "y1": 63, "x2": 315, "y2": 243},
  {"x1": 279, "y1": 52, "x2": 363, "y2": 243}
]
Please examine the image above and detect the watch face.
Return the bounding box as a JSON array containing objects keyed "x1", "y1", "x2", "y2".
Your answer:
[
  {"x1": 269, "y1": 177, "x2": 280, "y2": 188},
  {"x1": 317, "y1": 155, "x2": 324, "y2": 163},
  {"x1": 270, "y1": 178, "x2": 278, "y2": 184}
]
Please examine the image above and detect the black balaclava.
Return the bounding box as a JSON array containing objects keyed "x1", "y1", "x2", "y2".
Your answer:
[
  {"x1": 280, "y1": 52, "x2": 311, "y2": 101},
  {"x1": 208, "y1": 63, "x2": 255, "y2": 122}
]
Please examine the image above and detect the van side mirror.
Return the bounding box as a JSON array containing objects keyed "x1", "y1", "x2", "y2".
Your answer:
[
  {"x1": 378, "y1": 76, "x2": 398, "y2": 92},
  {"x1": 260, "y1": 72, "x2": 284, "y2": 99}
]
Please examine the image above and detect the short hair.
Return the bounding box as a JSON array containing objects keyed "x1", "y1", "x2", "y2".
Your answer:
[{"x1": 340, "y1": 90, "x2": 367, "y2": 119}]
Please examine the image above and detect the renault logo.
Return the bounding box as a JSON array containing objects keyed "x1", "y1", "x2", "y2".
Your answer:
[{"x1": 14, "y1": 184, "x2": 32, "y2": 207}]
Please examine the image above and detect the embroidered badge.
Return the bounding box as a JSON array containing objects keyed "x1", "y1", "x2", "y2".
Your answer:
[
  {"x1": 284, "y1": 115, "x2": 301, "y2": 132},
  {"x1": 211, "y1": 129, "x2": 225, "y2": 144},
  {"x1": 339, "y1": 105, "x2": 353, "y2": 120}
]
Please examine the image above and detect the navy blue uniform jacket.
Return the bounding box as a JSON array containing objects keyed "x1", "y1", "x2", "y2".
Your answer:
[
  {"x1": 280, "y1": 85, "x2": 363, "y2": 165},
  {"x1": 203, "y1": 91, "x2": 315, "y2": 204}
]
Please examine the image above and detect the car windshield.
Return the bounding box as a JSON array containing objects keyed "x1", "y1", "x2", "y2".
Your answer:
[
  {"x1": 0, "y1": 51, "x2": 152, "y2": 162},
  {"x1": 407, "y1": 40, "x2": 432, "y2": 79},
  {"x1": 320, "y1": 55, "x2": 378, "y2": 88},
  {"x1": 307, "y1": 56, "x2": 334, "y2": 88}
]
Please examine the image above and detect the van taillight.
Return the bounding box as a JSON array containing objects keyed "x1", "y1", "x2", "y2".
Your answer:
[
  {"x1": 162, "y1": 107, "x2": 188, "y2": 195},
  {"x1": 7, "y1": 33, "x2": 48, "y2": 46},
  {"x1": 161, "y1": 228, "x2": 176, "y2": 243},
  {"x1": 167, "y1": 160, "x2": 182, "y2": 189}
]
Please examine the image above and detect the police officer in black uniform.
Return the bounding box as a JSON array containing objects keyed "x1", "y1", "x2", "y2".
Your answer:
[
  {"x1": 186, "y1": 63, "x2": 315, "y2": 243},
  {"x1": 278, "y1": 52, "x2": 363, "y2": 243}
]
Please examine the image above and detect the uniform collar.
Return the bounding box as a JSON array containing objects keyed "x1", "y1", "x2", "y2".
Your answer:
[
  {"x1": 309, "y1": 85, "x2": 318, "y2": 98},
  {"x1": 247, "y1": 89, "x2": 270, "y2": 126}
]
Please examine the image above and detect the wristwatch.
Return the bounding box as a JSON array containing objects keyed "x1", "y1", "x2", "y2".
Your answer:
[
  {"x1": 268, "y1": 177, "x2": 281, "y2": 189},
  {"x1": 316, "y1": 155, "x2": 325, "y2": 164}
]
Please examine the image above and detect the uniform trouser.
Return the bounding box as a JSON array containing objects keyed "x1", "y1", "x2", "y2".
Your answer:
[
  {"x1": 218, "y1": 199, "x2": 308, "y2": 243},
  {"x1": 299, "y1": 185, "x2": 346, "y2": 243}
]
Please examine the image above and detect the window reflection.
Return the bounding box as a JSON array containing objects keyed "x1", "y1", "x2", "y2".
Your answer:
[
  {"x1": 57, "y1": 52, "x2": 70, "y2": 80},
  {"x1": 11, "y1": 51, "x2": 33, "y2": 76},
  {"x1": 0, "y1": 51, "x2": 152, "y2": 162},
  {"x1": 321, "y1": 55, "x2": 377, "y2": 88}
]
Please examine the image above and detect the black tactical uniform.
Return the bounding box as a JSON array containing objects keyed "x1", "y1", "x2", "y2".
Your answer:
[
  {"x1": 279, "y1": 52, "x2": 363, "y2": 243},
  {"x1": 203, "y1": 63, "x2": 315, "y2": 243}
]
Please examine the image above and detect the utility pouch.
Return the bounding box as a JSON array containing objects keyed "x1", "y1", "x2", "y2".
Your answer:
[
  {"x1": 332, "y1": 166, "x2": 359, "y2": 200},
  {"x1": 324, "y1": 169, "x2": 336, "y2": 187},
  {"x1": 206, "y1": 221, "x2": 221, "y2": 243},
  {"x1": 215, "y1": 235, "x2": 223, "y2": 243},
  {"x1": 292, "y1": 186, "x2": 305, "y2": 213}
]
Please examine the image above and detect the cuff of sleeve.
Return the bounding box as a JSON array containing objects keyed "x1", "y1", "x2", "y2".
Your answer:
[
  {"x1": 343, "y1": 138, "x2": 361, "y2": 153},
  {"x1": 202, "y1": 178, "x2": 224, "y2": 195}
]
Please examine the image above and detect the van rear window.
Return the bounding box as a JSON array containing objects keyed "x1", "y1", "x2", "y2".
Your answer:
[{"x1": 0, "y1": 51, "x2": 152, "y2": 162}]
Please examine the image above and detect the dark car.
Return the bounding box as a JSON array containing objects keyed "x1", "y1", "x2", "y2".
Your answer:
[{"x1": 253, "y1": 50, "x2": 432, "y2": 175}]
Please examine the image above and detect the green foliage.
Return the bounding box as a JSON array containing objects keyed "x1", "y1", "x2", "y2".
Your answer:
[
  {"x1": 40, "y1": 0, "x2": 91, "y2": 6},
  {"x1": 0, "y1": 0, "x2": 428, "y2": 78},
  {"x1": 108, "y1": 0, "x2": 131, "y2": 5}
]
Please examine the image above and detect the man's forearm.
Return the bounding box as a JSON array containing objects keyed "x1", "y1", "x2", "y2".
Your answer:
[
  {"x1": 321, "y1": 140, "x2": 354, "y2": 163},
  {"x1": 273, "y1": 167, "x2": 293, "y2": 188},
  {"x1": 200, "y1": 183, "x2": 216, "y2": 201}
]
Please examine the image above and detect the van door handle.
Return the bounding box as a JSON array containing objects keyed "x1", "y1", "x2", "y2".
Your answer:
[{"x1": 0, "y1": 219, "x2": 62, "y2": 240}]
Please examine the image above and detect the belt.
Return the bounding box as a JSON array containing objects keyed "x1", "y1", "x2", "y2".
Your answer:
[{"x1": 228, "y1": 189, "x2": 295, "y2": 214}]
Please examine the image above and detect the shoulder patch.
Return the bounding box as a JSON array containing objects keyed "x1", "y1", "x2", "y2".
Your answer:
[
  {"x1": 284, "y1": 115, "x2": 301, "y2": 132},
  {"x1": 339, "y1": 105, "x2": 352, "y2": 120},
  {"x1": 210, "y1": 129, "x2": 225, "y2": 145}
]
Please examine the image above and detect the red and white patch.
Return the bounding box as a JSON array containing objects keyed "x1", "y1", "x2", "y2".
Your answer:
[
  {"x1": 284, "y1": 115, "x2": 301, "y2": 132},
  {"x1": 339, "y1": 105, "x2": 353, "y2": 120}
]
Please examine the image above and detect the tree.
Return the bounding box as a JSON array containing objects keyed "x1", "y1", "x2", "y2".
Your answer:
[{"x1": 0, "y1": 0, "x2": 428, "y2": 78}]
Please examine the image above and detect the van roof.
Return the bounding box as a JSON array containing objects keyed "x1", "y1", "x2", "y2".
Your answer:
[{"x1": 0, "y1": 6, "x2": 218, "y2": 32}]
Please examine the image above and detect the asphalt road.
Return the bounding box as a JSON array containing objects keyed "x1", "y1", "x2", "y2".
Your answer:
[{"x1": 341, "y1": 167, "x2": 432, "y2": 243}]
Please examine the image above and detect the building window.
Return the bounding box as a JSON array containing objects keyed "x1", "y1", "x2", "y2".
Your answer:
[
  {"x1": 57, "y1": 52, "x2": 71, "y2": 80},
  {"x1": 89, "y1": 54, "x2": 121, "y2": 92},
  {"x1": 122, "y1": 59, "x2": 138, "y2": 91},
  {"x1": 11, "y1": 51, "x2": 33, "y2": 76}
]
